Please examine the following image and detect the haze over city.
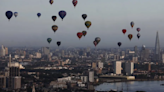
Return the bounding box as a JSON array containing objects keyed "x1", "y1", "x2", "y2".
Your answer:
[{"x1": 1, "y1": 0, "x2": 164, "y2": 48}]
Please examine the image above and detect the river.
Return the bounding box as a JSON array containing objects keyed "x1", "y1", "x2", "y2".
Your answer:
[{"x1": 94, "y1": 81, "x2": 164, "y2": 92}]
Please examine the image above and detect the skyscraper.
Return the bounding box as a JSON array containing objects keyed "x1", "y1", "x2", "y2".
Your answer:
[
  {"x1": 114, "y1": 61, "x2": 122, "y2": 74},
  {"x1": 125, "y1": 62, "x2": 134, "y2": 75},
  {"x1": 154, "y1": 31, "x2": 161, "y2": 62}
]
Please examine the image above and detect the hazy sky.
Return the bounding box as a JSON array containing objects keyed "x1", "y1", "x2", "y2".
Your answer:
[{"x1": 0, "y1": 0, "x2": 164, "y2": 48}]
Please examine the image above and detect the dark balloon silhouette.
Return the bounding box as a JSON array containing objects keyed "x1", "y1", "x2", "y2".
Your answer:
[
  {"x1": 52, "y1": 16, "x2": 57, "y2": 22},
  {"x1": 14, "y1": 12, "x2": 18, "y2": 17},
  {"x1": 37, "y1": 13, "x2": 41, "y2": 18},
  {"x1": 95, "y1": 37, "x2": 101, "y2": 44},
  {"x1": 85, "y1": 21, "x2": 91, "y2": 29},
  {"x1": 82, "y1": 31, "x2": 87, "y2": 36},
  {"x1": 118, "y1": 42, "x2": 122, "y2": 47},
  {"x1": 137, "y1": 33, "x2": 140, "y2": 39},
  {"x1": 49, "y1": 0, "x2": 53, "y2": 5},
  {"x1": 82, "y1": 14, "x2": 87, "y2": 20},
  {"x1": 130, "y1": 21, "x2": 134, "y2": 28},
  {"x1": 6, "y1": 11, "x2": 13, "y2": 20},
  {"x1": 47, "y1": 38, "x2": 52, "y2": 44},
  {"x1": 52, "y1": 25, "x2": 58, "y2": 33},
  {"x1": 59, "y1": 10, "x2": 66, "y2": 20},
  {"x1": 57, "y1": 41, "x2": 61, "y2": 46}
]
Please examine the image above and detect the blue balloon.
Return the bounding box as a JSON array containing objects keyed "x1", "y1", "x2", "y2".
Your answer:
[
  {"x1": 6, "y1": 11, "x2": 13, "y2": 20},
  {"x1": 47, "y1": 38, "x2": 52, "y2": 44},
  {"x1": 58, "y1": 10, "x2": 66, "y2": 20},
  {"x1": 37, "y1": 13, "x2": 41, "y2": 18},
  {"x1": 14, "y1": 12, "x2": 18, "y2": 17}
]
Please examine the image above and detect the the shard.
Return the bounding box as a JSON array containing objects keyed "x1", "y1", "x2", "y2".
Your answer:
[{"x1": 154, "y1": 31, "x2": 161, "y2": 61}]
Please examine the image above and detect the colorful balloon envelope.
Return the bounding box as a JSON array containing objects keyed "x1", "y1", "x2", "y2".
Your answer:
[
  {"x1": 82, "y1": 31, "x2": 87, "y2": 36},
  {"x1": 52, "y1": 25, "x2": 58, "y2": 32},
  {"x1": 6, "y1": 11, "x2": 13, "y2": 20},
  {"x1": 77, "y1": 32, "x2": 83, "y2": 39},
  {"x1": 59, "y1": 10, "x2": 66, "y2": 20},
  {"x1": 57, "y1": 41, "x2": 61, "y2": 47},
  {"x1": 49, "y1": 0, "x2": 53, "y2": 5},
  {"x1": 82, "y1": 14, "x2": 87, "y2": 20},
  {"x1": 47, "y1": 38, "x2": 52, "y2": 44},
  {"x1": 85, "y1": 21, "x2": 91, "y2": 29},
  {"x1": 122, "y1": 29, "x2": 126, "y2": 34},
  {"x1": 95, "y1": 37, "x2": 101, "y2": 44},
  {"x1": 128, "y1": 34, "x2": 133, "y2": 40},
  {"x1": 93, "y1": 41, "x2": 98, "y2": 47},
  {"x1": 137, "y1": 33, "x2": 140, "y2": 39},
  {"x1": 14, "y1": 12, "x2": 18, "y2": 17},
  {"x1": 72, "y1": 0, "x2": 78, "y2": 7},
  {"x1": 52, "y1": 16, "x2": 57, "y2": 22},
  {"x1": 118, "y1": 42, "x2": 122, "y2": 47},
  {"x1": 136, "y1": 28, "x2": 141, "y2": 32},
  {"x1": 37, "y1": 13, "x2": 41, "y2": 18},
  {"x1": 130, "y1": 21, "x2": 134, "y2": 28}
]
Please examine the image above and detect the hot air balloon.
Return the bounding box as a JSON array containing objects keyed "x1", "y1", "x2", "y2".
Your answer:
[
  {"x1": 128, "y1": 34, "x2": 133, "y2": 40},
  {"x1": 82, "y1": 14, "x2": 87, "y2": 20},
  {"x1": 37, "y1": 13, "x2": 41, "y2": 18},
  {"x1": 93, "y1": 41, "x2": 97, "y2": 47},
  {"x1": 72, "y1": 0, "x2": 78, "y2": 7},
  {"x1": 52, "y1": 25, "x2": 58, "y2": 32},
  {"x1": 130, "y1": 21, "x2": 134, "y2": 28},
  {"x1": 77, "y1": 32, "x2": 83, "y2": 39},
  {"x1": 47, "y1": 38, "x2": 52, "y2": 44},
  {"x1": 85, "y1": 21, "x2": 91, "y2": 29},
  {"x1": 14, "y1": 12, "x2": 18, "y2": 17},
  {"x1": 118, "y1": 42, "x2": 122, "y2": 47},
  {"x1": 59, "y1": 10, "x2": 66, "y2": 20},
  {"x1": 57, "y1": 41, "x2": 61, "y2": 47},
  {"x1": 136, "y1": 28, "x2": 141, "y2": 32},
  {"x1": 49, "y1": 0, "x2": 53, "y2": 5},
  {"x1": 6, "y1": 11, "x2": 13, "y2": 20},
  {"x1": 122, "y1": 29, "x2": 126, "y2": 34},
  {"x1": 95, "y1": 37, "x2": 101, "y2": 44},
  {"x1": 82, "y1": 31, "x2": 87, "y2": 36},
  {"x1": 52, "y1": 16, "x2": 57, "y2": 22},
  {"x1": 137, "y1": 33, "x2": 140, "y2": 39}
]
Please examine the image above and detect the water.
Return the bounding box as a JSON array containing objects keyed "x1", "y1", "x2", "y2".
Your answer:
[{"x1": 95, "y1": 81, "x2": 164, "y2": 92}]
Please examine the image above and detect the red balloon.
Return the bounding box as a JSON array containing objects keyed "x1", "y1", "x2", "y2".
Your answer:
[
  {"x1": 77, "y1": 32, "x2": 83, "y2": 39},
  {"x1": 72, "y1": 0, "x2": 78, "y2": 7},
  {"x1": 122, "y1": 29, "x2": 126, "y2": 34},
  {"x1": 93, "y1": 41, "x2": 97, "y2": 47}
]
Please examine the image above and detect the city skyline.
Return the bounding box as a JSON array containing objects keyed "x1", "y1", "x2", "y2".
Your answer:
[{"x1": 0, "y1": 0, "x2": 164, "y2": 47}]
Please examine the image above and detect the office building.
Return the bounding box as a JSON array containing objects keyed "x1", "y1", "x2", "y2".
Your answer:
[
  {"x1": 140, "y1": 45, "x2": 149, "y2": 61},
  {"x1": 92, "y1": 62, "x2": 97, "y2": 69},
  {"x1": 134, "y1": 46, "x2": 138, "y2": 57},
  {"x1": 98, "y1": 62, "x2": 103, "y2": 69},
  {"x1": 125, "y1": 62, "x2": 134, "y2": 75},
  {"x1": 5, "y1": 47, "x2": 8, "y2": 55},
  {"x1": 132, "y1": 57, "x2": 138, "y2": 63},
  {"x1": 114, "y1": 61, "x2": 122, "y2": 74},
  {"x1": 154, "y1": 31, "x2": 161, "y2": 62},
  {"x1": 0, "y1": 45, "x2": 5, "y2": 57},
  {"x1": 41, "y1": 47, "x2": 50, "y2": 56},
  {"x1": 162, "y1": 54, "x2": 164, "y2": 63},
  {"x1": 89, "y1": 71, "x2": 94, "y2": 82}
]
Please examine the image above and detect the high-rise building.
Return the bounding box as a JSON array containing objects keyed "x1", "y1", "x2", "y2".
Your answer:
[
  {"x1": 132, "y1": 57, "x2": 138, "y2": 63},
  {"x1": 140, "y1": 45, "x2": 149, "y2": 61},
  {"x1": 114, "y1": 61, "x2": 122, "y2": 74},
  {"x1": 162, "y1": 54, "x2": 164, "y2": 63},
  {"x1": 89, "y1": 71, "x2": 94, "y2": 82},
  {"x1": 92, "y1": 62, "x2": 97, "y2": 69},
  {"x1": 5, "y1": 47, "x2": 8, "y2": 55},
  {"x1": 148, "y1": 63, "x2": 151, "y2": 71},
  {"x1": 125, "y1": 62, "x2": 134, "y2": 75},
  {"x1": 98, "y1": 62, "x2": 103, "y2": 69},
  {"x1": 0, "y1": 45, "x2": 6, "y2": 57},
  {"x1": 41, "y1": 47, "x2": 50, "y2": 56},
  {"x1": 154, "y1": 31, "x2": 161, "y2": 62},
  {"x1": 134, "y1": 46, "x2": 138, "y2": 57}
]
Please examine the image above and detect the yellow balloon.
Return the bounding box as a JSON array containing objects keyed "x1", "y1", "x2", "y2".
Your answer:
[{"x1": 85, "y1": 21, "x2": 91, "y2": 29}]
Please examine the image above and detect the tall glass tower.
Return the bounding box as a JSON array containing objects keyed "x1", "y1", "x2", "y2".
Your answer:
[{"x1": 155, "y1": 31, "x2": 161, "y2": 61}]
